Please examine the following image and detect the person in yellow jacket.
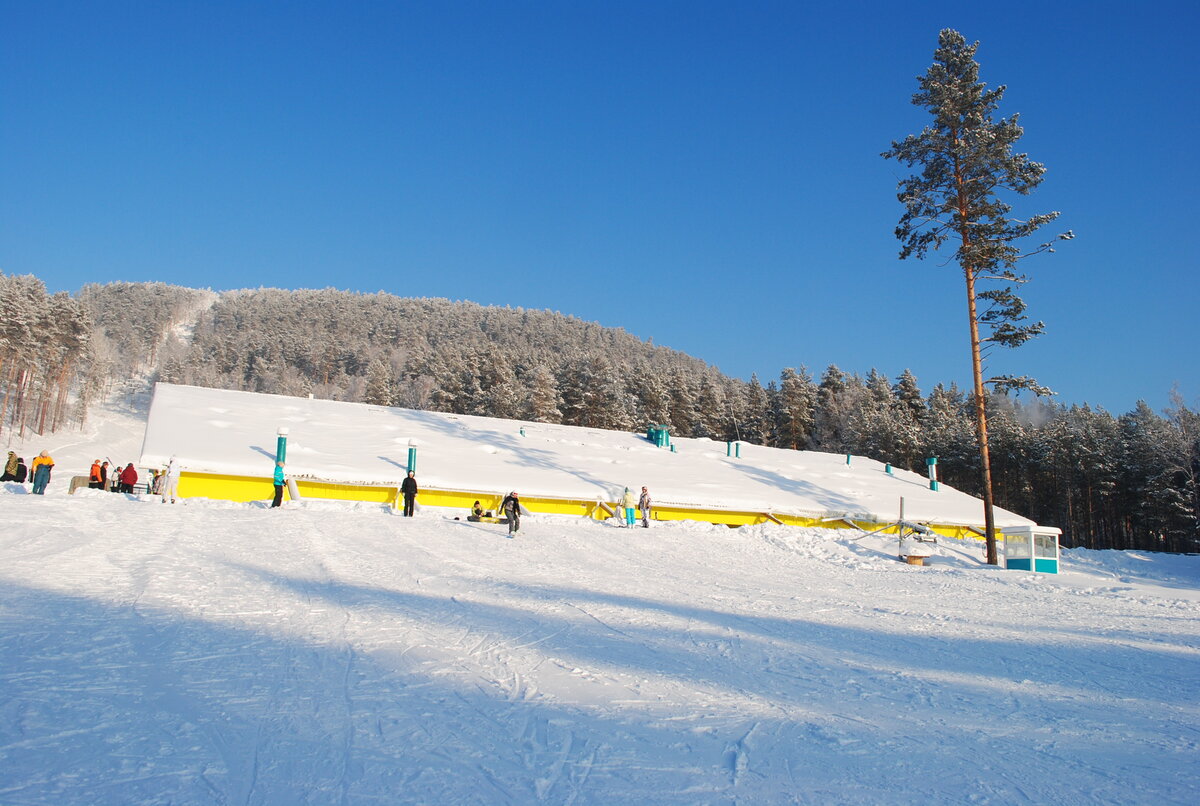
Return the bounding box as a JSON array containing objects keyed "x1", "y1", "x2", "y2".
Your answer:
[
  {"x1": 621, "y1": 487, "x2": 637, "y2": 527},
  {"x1": 30, "y1": 451, "x2": 54, "y2": 495}
]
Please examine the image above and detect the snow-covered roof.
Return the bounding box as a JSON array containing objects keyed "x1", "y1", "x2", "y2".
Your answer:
[{"x1": 140, "y1": 383, "x2": 1034, "y2": 528}]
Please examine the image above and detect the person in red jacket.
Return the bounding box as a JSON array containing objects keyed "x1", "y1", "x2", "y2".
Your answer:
[{"x1": 119, "y1": 463, "x2": 138, "y2": 494}]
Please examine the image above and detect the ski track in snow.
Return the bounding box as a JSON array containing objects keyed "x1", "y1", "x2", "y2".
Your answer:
[{"x1": 1, "y1": 403, "x2": 1199, "y2": 803}]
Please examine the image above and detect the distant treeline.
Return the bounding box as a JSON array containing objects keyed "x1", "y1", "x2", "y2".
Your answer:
[
  {"x1": 4, "y1": 276, "x2": 1197, "y2": 553},
  {"x1": 0, "y1": 273, "x2": 94, "y2": 437}
]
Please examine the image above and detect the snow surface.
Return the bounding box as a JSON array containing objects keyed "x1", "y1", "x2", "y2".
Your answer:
[
  {"x1": 2, "y1": 396, "x2": 1198, "y2": 804},
  {"x1": 139, "y1": 383, "x2": 1034, "y2": 529}
]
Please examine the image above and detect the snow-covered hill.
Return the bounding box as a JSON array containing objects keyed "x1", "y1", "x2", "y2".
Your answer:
[
  {"x1": 1, "y1": 400, "x2": 1198, "y2": 804},
  {"x1": 137, "y1": 383, "x2": 1034, "y2": 530}
]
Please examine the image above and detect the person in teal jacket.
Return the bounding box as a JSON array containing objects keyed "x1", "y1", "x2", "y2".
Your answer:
[{"x1": 272, "y1": 461, "x2": 285, "y2": 508}]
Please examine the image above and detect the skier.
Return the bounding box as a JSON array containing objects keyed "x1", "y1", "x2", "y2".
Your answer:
[
  {"x1": 162, "y1": 456, "x2": 181, "y2": 504},
  {"x1": 30, "y1": 451, "x2": 54, "y2": 495},
  {"x1": 270, "y1": 461, "x2": 285, "y2": 508},
  {"x1": 401, "y1": 470, "x2": 418, "y2": 517},
  {"x1": 638, "y1": 486, "x2": 652, "y2": 528},
  {"x1": 621, "y1": 487, "x2": 636, "y2": 527},
  {"x1": 501, "y1": 491, "x2": 521, "y2": 536},
  {"x1": 1, "y1": 451, "x2": 17, "y2": 481}
]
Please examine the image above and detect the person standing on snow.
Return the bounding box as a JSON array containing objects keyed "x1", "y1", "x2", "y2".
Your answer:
[
  {"x1": 400, "y1": 470, "x2": 418, "y2": 517},
  {"x1": 271, "y1": 461, "x2": 285, "y2": 508},
  {"x1": 118, "y1": 462, "x2": 138, "y2": 494},
  {"x1": 2, "y1": 451, "x2": 19, "y2": 481},
  {"x1": 501, "y1": 491, "x2": 521, "y2": 536},
  {"x1": 638, "y1": 486, "x2": 652, "y2": 528},
  {"x1": 89, "y1": 459, "x2": 103, "y2": 489},
  {"x1": 15, "y1": 457, "x2": 28, "y2": 483},
  {"x1": 621, "y1": 487, "x2": 637, "y2": 527},
  {"x1": 162, "y1": 457, "x2": 181, "y2": 504},
  {"x1": 30, "y1": 451, "x2": 54, "y2": 494}
]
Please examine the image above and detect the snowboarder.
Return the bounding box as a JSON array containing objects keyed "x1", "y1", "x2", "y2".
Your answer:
[
  {"x1": 638, "y1": 486, "x2": 652, "y2": 528},
  {"x1": 89, "y1": 459, "x2": 104, "y2": 489},
  {"x1": 501, "y1": 491, "x2": 521, "y2": 536},
  {"x1": 1, "y1": 451, "x2": 17, "y2": 481},
  {"x1": 401, "y1": 470, "x2": 418, "y2": 517},
  {"x1": 15, "y1": 457, "x2": 28, "y2": 483},
  {"x1": 621, "y1": 487, "x2": 636, "y2": 527},
  {"x1": 30, "y1": 451, "x2": 54, "y2": 494},
  {"x1": 468, "y1": 501, "x2": 484, "y2": 522},
  {"x1": 271, "y1": 461, "x2": 285, "y2": 508},
  {"x1": 162, "y1": 457, "x2": 181, "y2": 504}
]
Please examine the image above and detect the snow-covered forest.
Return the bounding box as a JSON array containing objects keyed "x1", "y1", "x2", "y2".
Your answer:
[{"x1": 2, "y1": 274, "x2": 1197, "y2": 553}]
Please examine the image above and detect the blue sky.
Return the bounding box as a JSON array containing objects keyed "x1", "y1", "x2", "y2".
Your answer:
[{"x1": 2, "y1": 1, "x2": 1196, "y2": 414}]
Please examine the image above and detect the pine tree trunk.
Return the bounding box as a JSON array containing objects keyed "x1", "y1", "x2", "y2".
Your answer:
[{"x1": 965, "y1": 269, "x2": 999, "y2": 564}]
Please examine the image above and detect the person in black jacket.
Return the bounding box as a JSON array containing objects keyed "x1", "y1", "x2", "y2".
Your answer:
[
  {"x1": 501, "y1": 491, "x2": 521, "y2": 536},
  {"x1": 400, "y1": 471, "x2": 418, "y2": 517}
]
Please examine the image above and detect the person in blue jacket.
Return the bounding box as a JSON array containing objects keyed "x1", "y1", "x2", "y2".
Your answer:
[{"x1": 272, "y1": 461, "x2": 285, "y2": 508}]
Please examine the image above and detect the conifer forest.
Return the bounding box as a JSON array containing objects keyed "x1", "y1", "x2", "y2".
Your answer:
[{"x1": 3, "y1": 274, "x2": 1197, "y2": 553}]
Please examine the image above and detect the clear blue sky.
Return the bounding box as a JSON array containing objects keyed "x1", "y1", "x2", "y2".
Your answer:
[{"x1": 2, "y1": 1, "x2": 1196, "y2": 414}]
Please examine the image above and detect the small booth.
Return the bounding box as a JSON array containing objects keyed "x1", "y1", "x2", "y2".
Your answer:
[{"x1": 1001, "y1": 525, "x2": 1062, "y2": 574}]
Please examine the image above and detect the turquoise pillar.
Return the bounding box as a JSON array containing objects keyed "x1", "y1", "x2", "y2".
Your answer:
[
  {"x1": 276, "y1": 427, "x2": 289, "y2": 464},
  {"x1": 927, "y1": 457, "x2": 939, "y2": 491},
  {"x1": 407, "y1": 442, "x2": 418, "y2": 474},
  {"x1": 885, "y1": 463, "x2": 893, "y2": 475},
  {"x1": 846, "y1": 454, "x2": 852, "y2": 466}
]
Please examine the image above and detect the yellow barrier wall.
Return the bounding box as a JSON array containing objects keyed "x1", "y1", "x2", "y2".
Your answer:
[{"x1": 176, "y1": 472, "x2": 985, "y2": 541}]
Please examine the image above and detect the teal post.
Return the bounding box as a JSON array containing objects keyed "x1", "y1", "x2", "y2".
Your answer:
[
  {"x1": 407, "y1": 441, "x2": 418, "y2": 474},
  {"x1": 885, "y1": 463, "x2": 893, "y2": 475},
  {"x1": 276, "y1": 427, "x2": 288, "y2": 464},
  {"x1": 926, "y1": 457, "x2": 939, "y2": 491},
  {"x1": 846, "y1": 454, "x2": 851, "y2": 466},
  {"x1": 727, "y1": 442, "x2": 732, "y2": 457},
  {"x1": 735, "y1": 442, "x2": 741, "y2": 458}
]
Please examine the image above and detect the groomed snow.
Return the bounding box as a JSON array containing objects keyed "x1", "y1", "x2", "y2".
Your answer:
[
  {"x1": 140, "y1": 383, "x2": 1034, "y2": 529},
  {"x1": 2, "y1": 396, "x2": 1198, "y2": 804}
]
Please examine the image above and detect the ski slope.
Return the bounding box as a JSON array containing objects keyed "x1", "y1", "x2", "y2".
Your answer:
[
  {"x1": 1, "y1": 399, "x2": 1198, "y2": 804},
  {"x1": 138, "y1": 383, "x2": 1035, "y2": 529}
]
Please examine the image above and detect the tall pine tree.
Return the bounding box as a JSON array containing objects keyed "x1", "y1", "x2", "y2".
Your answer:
[{"x1": 883, "y1": 29, "x2": 1071, "y2": 564}]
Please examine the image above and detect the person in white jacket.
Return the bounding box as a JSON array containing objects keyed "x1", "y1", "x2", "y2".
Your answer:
[
  {"x1": 638, "y1": 486, "x2": 652, "y2": 528},
  {"x1": 162, "y1": 457, "x2": 182, "y2": 504}
]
